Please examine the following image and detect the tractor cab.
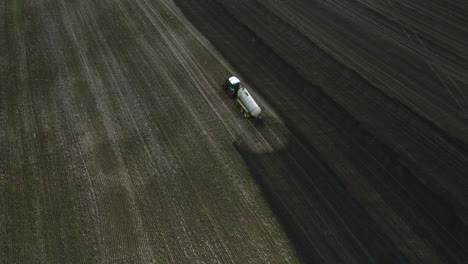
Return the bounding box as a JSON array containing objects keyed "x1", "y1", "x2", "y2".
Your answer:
[{"x1": 223, "y1": 76, "x2": 243, "y2": 98}]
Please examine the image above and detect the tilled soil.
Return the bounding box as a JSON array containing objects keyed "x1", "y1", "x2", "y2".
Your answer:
[{"x1": 1, "y1": 0, "x2": 467, "y2": 263}]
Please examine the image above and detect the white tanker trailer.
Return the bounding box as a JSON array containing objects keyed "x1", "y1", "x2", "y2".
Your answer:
[
  {"x1": 222, "y1": 76, "x2": 261, "y2": 118},
  {"x1": 237, "y1": 87, "x2": 261, "y2": 118}
]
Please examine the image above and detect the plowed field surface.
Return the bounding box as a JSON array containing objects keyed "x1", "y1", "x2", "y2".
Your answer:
[{"x1": 1, "y1": 0, "x2": 467, "y2": 263}]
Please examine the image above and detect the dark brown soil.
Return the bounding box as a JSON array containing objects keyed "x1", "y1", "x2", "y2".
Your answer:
[{"x1": 1, "y1": 0, "x2": 467, "y2": 263}]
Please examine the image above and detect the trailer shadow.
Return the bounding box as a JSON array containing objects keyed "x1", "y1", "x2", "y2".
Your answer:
[{"x1": 233, "y1": 123, "x2": 406, "y2": 263}]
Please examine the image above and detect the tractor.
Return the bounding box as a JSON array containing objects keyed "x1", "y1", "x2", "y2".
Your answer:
[
  {"x1": 222, "y1": 76, "x2": 243, "y2": 98},
  {"x1": 222, "y1": 76, "x2": 261, "y2": 118}
]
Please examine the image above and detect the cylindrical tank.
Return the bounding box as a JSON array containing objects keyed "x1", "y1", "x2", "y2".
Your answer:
[{"x1": 238, "y1": 88, "x2": 261, "y2": 117}]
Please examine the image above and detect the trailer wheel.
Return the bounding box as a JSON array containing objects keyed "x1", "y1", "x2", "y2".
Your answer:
[{"x1": 240, "y1": 107, "x2": 244, "y2": 113}]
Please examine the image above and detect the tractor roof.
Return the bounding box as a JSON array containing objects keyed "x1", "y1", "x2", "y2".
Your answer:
[{"x1": 228, "y1": 76, "x2": 240, "y2": 84}]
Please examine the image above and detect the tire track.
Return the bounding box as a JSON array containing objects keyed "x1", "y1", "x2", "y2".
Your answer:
[{"x1": 260, "y1": 0, "x2": 468, "y2": 146}]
